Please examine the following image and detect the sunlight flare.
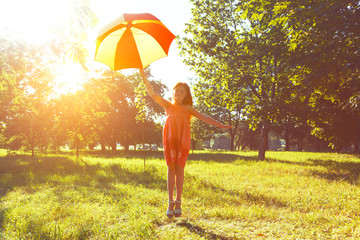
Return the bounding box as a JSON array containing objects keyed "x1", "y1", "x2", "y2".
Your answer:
[
  {"x1": 0, "y1": 0, "x2": 69, "y2": 42},
  {"x1": 53, "y1": 63, "x2": 86, "y2": 95}
]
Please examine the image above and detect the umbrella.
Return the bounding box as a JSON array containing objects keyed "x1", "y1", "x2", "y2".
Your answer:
[{"x1": 94, "y1": 13, "x2": 175, "y2": 71}]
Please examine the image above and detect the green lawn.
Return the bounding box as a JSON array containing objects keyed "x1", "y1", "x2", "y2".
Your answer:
[{"x1": 0, "y1": 149, "x2": 359, "y2": 239}]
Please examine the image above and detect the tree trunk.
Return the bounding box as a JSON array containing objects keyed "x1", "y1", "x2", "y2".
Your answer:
[
  {"x1": 284, "y1": 130, "x2": 290, "y2": 151},
  {"x1": 124, "y1": 144, "x2": 129, "y2": 153},
  {"x1": 258, "y1": 124, "x2": 269, "y2": 160},
  {"x1": 76, "y1": 133, "x2": 79, "y2": 158},
  {"x1": 229, "y1": 130, "x2": 234, "y2": 151},
  {"x1": 235, "y1": 132, "x2": 242, "y2": 151},
  {"x1": 98, "y1": 134, "x2": 105, "y2": 151},
  {"x1": 191, "y1": 139, "x2": 195, "y2": 154},
  {"x1": 297, "y1": 137, "x2": 303, "y2": 151},
  {"x1": 111, "y1": 141, "x2": 116, "y2": 152}
]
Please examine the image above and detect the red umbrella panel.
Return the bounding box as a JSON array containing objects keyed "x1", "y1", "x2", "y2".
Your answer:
[{"x1": 95, "y1": 13, "x2": 176, "y2": 71}]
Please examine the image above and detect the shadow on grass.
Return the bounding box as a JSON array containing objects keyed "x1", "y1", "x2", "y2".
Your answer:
[
  {"x1": 81, "y1": 150, "x2": 165, "y2": 159},
  {"x1": 140, "y1": 152, "x2": 360, "y2": 187},
  {"x1": 187, "y1": 152, "x2": 257, "y2": 163},
  {"x1": 0, "y1": 207, "x2": 5, "y2": 233},
  {"x1": 262, "y1": 158, "x2": 314, "y2": 167},
  {"x1": 51, "y1": 150, "x2": 258, "y2": 163},
  {"x1": 177, "y1": 219, "x2": 234, "y2": 240},
  {"x1": 309, "y1": 159, "x2": 360, "y2": 185},
  {"x1": 186, "y1": 175, "x2": 288, "y2": 209},
  {"x1": 0, "y1": 153, "x2": 167, "y2": 199},
  {"x1": 0, "y1": 153, "x2": 169, "y2": 234},
  {"x1": 259, "y1": 155, "x2": 360, "y2": 185}
]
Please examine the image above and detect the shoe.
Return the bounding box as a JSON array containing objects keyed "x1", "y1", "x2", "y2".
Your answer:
[
  {"x1": 166, "y1": 200, "x2": 175, "y2": 218},
  {"x1": 174, "y1": 200, "x2": 181, "y2": 217}
]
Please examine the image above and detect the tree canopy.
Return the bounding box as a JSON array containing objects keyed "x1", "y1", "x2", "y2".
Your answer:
[
  {"x1": 0, "y1": 0, "x2": 168, "y2": 156},
  {"x1": 1, "y1": 0, "x2": 360, "y2": 157},
  {"x1": 180, "y1": 0, "x2": 360, "y2": 158}
]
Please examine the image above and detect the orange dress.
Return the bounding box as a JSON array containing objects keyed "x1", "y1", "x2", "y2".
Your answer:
[{"x1": 163, "y1": 104, "x2": 191, "y2": 168}]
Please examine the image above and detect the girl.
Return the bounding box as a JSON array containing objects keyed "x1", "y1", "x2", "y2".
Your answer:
[{"x1": 140, "y1": 70, "x2": 232, "y2": 218}]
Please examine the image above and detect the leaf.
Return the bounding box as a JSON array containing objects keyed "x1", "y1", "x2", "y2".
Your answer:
[
  {"x1": 240, "y1": 9, "x2": 248, "y2": 19},
  {"x1": 288, "y1": 42, "x2": 297, "y2": 51}
]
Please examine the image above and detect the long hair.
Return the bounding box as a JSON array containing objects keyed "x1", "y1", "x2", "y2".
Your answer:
[{"x1": 173, "y1": 82, "x2": 193, "y2": 107}]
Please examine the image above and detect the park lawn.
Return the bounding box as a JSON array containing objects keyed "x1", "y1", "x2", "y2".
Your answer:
[{"x1": 0, "y1": 149, "x2": 359, "y2": 239}]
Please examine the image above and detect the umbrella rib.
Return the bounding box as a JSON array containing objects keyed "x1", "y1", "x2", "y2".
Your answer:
[{"x1": 98, "y1": 24, "x2": 127, "y2": 41}]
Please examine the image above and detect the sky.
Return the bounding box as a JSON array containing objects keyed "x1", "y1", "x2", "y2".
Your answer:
[{"x1": 0, "y1": 0, "x2": 196, "y2": 93}]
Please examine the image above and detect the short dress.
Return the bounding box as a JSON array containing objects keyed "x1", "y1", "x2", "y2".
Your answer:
[{"x1": 163, "y1": 104, "x2": 191, "y2": 168}]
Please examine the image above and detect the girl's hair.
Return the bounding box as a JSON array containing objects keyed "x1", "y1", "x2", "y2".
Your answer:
[{"x1": 173, "y1": 82, "x2": 193, "y2": 107}]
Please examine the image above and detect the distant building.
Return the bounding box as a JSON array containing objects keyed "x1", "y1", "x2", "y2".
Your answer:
[
  {"x1": 210, "y1": 133, "x2": 231, "y2": 150},
  {"x1": 204, "y1": 132, "x2": 282, "y2": 151},
  {"x1": 268, "y1": 132, "x2": 283, "y2": 151}
]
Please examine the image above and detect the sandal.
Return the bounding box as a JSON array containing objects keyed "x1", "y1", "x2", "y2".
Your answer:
[
  {"x1": 166, "y1": 200, "x2": 175, "y2": 218},
  {"x1": 174, "y1": 200, "x2": 182, "y2": 217}
]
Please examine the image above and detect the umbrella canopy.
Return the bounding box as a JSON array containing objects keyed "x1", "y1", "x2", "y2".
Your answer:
[{"x1": 95, "y1": 13, "x2": 175, "y2": 71}]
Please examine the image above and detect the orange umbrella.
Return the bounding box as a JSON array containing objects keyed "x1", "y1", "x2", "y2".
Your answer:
[{"x1": 94, "y1": 13, "x2": 175, "y2": 71}]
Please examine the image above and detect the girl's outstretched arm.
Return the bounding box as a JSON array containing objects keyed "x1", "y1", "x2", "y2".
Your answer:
[
  {"x1": 187, "y1": 106, "x2": 232, "y2": 129},
  {"x1": 140, "y1": 69, "x2": 171, "y2": 109}
]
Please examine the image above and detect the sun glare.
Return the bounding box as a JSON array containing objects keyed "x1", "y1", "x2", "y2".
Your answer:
[
  {"x1": 0, "y1": 0, "x2": 69, "y2": 42},
  {"x1": 0, "y1": 1, "x2": 94, "y2": 96},
  {"x1": 0, "y1": 0, "x2": 191, "y2": 96},
  {"x1": 53, "y1": 63, "x2": 87, "y2": 96}
]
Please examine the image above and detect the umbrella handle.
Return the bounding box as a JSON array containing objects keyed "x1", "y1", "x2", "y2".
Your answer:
[
  {"x1": 139, "y1": 68, "x2": 146, "y2": 80},
  {"x1": 140, "y1": 68, "x2": 151, "y2": 90},
  {"x1": 139, "y1": 68, "x2": 152, "y2": 96}
]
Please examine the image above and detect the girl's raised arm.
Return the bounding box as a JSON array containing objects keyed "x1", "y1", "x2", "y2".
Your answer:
[
  {"x1": 187, "y1": 106, "x2": 232, "y2": 129},
  {"x1": 140, "y1": 69, "x2": 171, "y2": 109}
]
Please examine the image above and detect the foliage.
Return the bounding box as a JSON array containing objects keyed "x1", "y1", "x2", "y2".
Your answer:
[
  {"x1": 0, "y1": 39, "x2": 54, "y2": 155},
  {"x1": 54, "y1": 93, "x2": 89, "y2": 156},
  {"x1": 0, "y1": 38, "x2": 27, "y2": 124},
  {"x1": 190, "y1": 80, "x2": 243, "y2": 151},
  {"x1": 180, "y1": 0, "x2": 360, "y2": 157},
  {"x1": 0, "y1": 37, "x2": 167, "y2": 154},
  {"x1": 1, "y1": 0, "x2": 359, "y2": 156},
  {"x1": 308, "y1": 91, "x2": 360, "y2": 152},
  {"x1": 48, "y1": 0, "x2": 98, "y2": 70},
  {"x1": 56, "y1": 70, "x2": 167, "y2": 153},
  {"x1": 180, "y1": 0, "x2": 301, "y2": 159},
  {"x1": 285, "y1": 0, "x2": 360, "y2": 151}
]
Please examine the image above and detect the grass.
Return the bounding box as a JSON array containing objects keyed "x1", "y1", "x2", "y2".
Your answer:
[{"x1": 0, "y1": 149, "x2": 360, "y2": 239}]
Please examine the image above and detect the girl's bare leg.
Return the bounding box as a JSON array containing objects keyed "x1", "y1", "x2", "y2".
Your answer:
[
  {"x1": 175, "y1": 163, "x2": 185, "y2": 209},
  {"x1": 167, "y1": 163, "x2": 176, "y2": 210}
]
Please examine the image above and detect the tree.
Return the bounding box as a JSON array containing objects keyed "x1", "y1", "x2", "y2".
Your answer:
[
  {"x1": 55, "y1": 92, "x2": 89, "y2": 157},
  {"x1": 190, "y1": 80, "x2": 242, "y2": 151},
  {"x1": 308, "y1": 87, "x2": 360, "y2": 152},
  {"x1": 1, "y1": 39, "x2": 55, "y2": 155},
  {"x1": 0, "y1": 0, "x2": 98, "y2": 155},
  {"x1": 284, "y1": 0, "x2": 360, "y2": 151},
  {"x1": 181, "y1": 0, "x2": 360, "y2": 157},
  {"x1": 81, "y1": 69, "x2": 166, "y2": 152},
  {"x1": 180, "y1": 0, "x2": 300, "y2": 159},
  {"x1": 0, "y1": 38, "x2": 27, "y2": 129}
]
